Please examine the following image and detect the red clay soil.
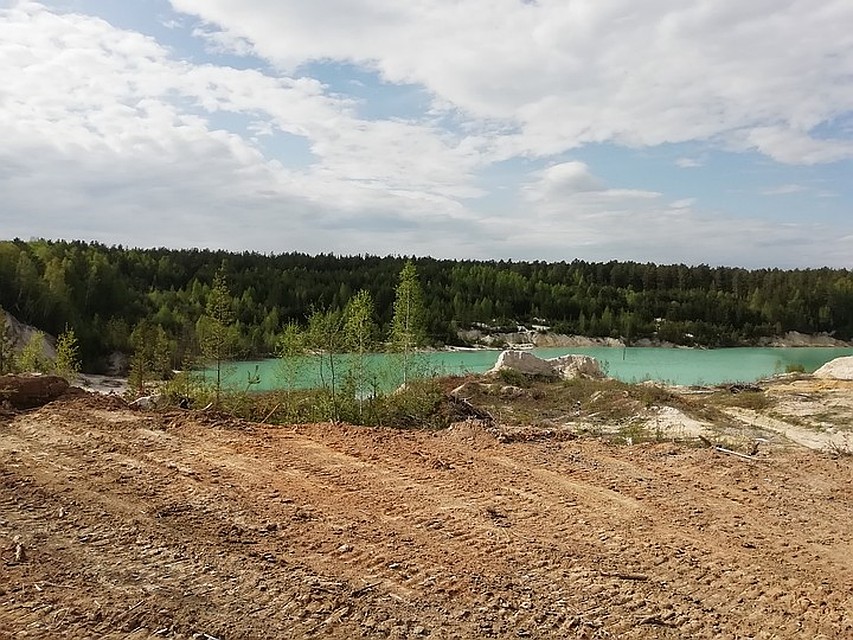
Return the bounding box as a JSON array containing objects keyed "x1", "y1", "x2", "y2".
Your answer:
[{"x1": 1, "y1": 394, "x2": 851, "y2": 639}]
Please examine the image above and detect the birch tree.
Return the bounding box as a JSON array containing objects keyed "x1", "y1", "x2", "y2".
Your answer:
[{"x1": 390, "y1": 261, "x2": 427, "y2": 385}]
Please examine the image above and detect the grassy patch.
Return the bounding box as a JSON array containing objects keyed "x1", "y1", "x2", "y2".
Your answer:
[
  {"x1": 459, "y1": 375, "x2": 709, "y2": 429},
  {"x1": 706, "y1": 389, "x2": 774, "y2": 412}
]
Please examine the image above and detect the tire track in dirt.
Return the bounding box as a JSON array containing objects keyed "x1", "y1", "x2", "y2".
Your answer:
[{"x1": 2, "y1": 398, "x2": 852, "y2": 638}]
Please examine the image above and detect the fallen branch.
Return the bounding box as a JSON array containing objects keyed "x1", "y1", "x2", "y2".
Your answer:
[
  {"x1": 351, "y1": 581, "x2": 382, "y2": 597},
  {"x1": 638, "y1": 614, "x2": 676, "y2": 627},
  {"x1": 600, "y1": 571, "x2": 648, "y2": 581},
  {"x1": 125, "y1": 600, "x2": 144, "y2": 614},
  {"x1": 714, "y1": 446, "x2": 761, "y2": 461},
  {"x1": 260, "y1": 403, "x2": 281, "y2": 424},
  {"x1": 448, "y1": 395, "x2": 494, "y2": 423},
  {"x1": 41, "y1": 582, "x2": 73, "y2": 589}
]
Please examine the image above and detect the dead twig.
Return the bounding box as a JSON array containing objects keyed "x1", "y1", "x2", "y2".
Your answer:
[
  {"x1": 260, "y1": 403, "x2": 281, "y2": 424},
  {"x1": 600, "y1": 571, "x2": 648, "y2": 581},
  {"x1": 125, "y1": 600, "x2": 144, "y2": 614},
  {"x1": 351, "y1": 581, "x2": 382, "y2": 597},
  {"x1": 638, "y1": 614, "x2": 676, "y2": 627}
]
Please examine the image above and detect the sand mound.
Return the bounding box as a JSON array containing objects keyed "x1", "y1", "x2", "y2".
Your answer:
[{"x1": 813, "y1": 356, "x2": 853, "y2": 380}]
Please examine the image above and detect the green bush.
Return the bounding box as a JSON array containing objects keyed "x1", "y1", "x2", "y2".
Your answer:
[{"x1": 498, "y1": 368, "x2": 530, "y2": 387}]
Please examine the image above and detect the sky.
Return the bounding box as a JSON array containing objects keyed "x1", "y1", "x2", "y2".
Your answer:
[{"x1": 1, "y1": 0, "x2": 852, "y2": 268}]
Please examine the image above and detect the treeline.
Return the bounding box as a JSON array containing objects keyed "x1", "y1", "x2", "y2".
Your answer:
[{"x1": 1, "y1": 238, "x2": 853, "y2": 369}]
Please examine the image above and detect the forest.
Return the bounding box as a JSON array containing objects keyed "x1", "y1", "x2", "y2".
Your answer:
[{"x1": 2, "y1": 238, "x2": 853, "y2": 370}]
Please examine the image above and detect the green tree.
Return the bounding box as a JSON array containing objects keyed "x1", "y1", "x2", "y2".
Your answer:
[
  {"x1": 390, "y1": 261, "x2": 427, "y2": 384},
  {"x1": 128, "y1": 320, "x2": 172, "y2": 393},
  {"x1": 199, "y1": 269, "x2": 237, "y2": 407},
  {"x1": 17, "y1": 331, "x2": 50, "y2": 373},
  {"x1": 53, "y1": 326, "x2": 81, "y2": 381},
  {"x1": 0, "y1": 309, "x2": 16, "y2": 374},
  {"x1": 344, "y1": 289, "x2": 378, "y2": 418},
  {"x1": 306, "y1": 307, "x2": 345, "y2": 421},
  {"x1": 276, "y1": 321, "x2": 305, "y2": 420}
]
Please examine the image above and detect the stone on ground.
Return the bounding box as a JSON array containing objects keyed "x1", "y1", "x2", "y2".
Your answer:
[
  {"x1": 547, "y1": 354, "x2": 605, "y2": 380},
  {"x1": 487, "y1": 350, "x2": 605, "y2": 380},
  {"x1": 813, "y1": 356, "x2": 853, "y2": 380},
  {"x1": 487, "y1": 350, "x2": 558, "y2": 378}
]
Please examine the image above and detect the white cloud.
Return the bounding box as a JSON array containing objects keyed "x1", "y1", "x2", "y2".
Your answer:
[
  {"x1": 191, "y1": 26, "x2": 256, "y2": 57},
  {"x1": 1, "y1": 2, "x2": 851, "y2": 267},
  {"x1": 525, "y1": 162, "x2": 603, "y2": 200},
  {"x1": 0, "y1": 2, "x2": 488, "y2": 250},
  {"x1": 169, "y1": 0, "x2": 853, "y2": 164},
  {"x1": 509, "y1": 163, "x2": 848, "y2": 267},
  {"x1": 676, "y1": 157, "x2": 703, "y2": 168},
  {"x1": 740, "y1": 126, "x2": 853, "y2": 165},
  {"x1": 761, "y1": 184, "x2": 807, "y2": 196},
  {"x1": 670, "y1": 198, "x2": 697, "y2": 209},
  {"x1": 524, "y1": 162, "x2": 661, "y2": 205}
]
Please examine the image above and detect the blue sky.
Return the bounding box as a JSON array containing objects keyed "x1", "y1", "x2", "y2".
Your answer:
[{"x1": 1, "y1": 0, "x2": 852, "y2": 267}]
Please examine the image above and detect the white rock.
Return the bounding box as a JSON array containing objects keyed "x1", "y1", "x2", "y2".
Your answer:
[
  {"x1": 487, "y1": 350, "x2": 557, "y2": 377},
  {"x1": 129, "y1": 393, "x2": 163, "y2": 410},
  {"x1": 547, "y1": 354, "x2": 605, "y2": 380},
  {"x1": 813, "y1": 356, "x2": 853, "y2": 380}
]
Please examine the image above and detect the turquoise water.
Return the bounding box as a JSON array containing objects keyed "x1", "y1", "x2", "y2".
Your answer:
[{"x1": 209, "y1": 347, "x2": 853, "y2": 390}]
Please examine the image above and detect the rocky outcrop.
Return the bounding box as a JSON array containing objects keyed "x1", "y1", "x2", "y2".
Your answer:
[
  {"x1": 488, "y1": 350, "x2": 557, "y2": 377},
  {"x1": 458, "y1": 328, "x2": 623, "y2": 349},
  {"x1": 547, "y1": 354, "x2": 605, "y2": 379},
  {"x1": 760, "y1": 331, "x2": 851, "y2": 347},
  {"x1": 486, "y1": 350, "x2": 605, "y2": 380},
  {"x1": 1, "y1": 309, "x2": 56, "y2": 360},
  {"x1": 534, "y1": 334, "x2": 623, "y2": 348},
  {"x1": 0, "y1": 374, "x2": 69, "y2": 409},
  {"x1": 813, "y1": 356, "x2": 853, "y2": 380}
]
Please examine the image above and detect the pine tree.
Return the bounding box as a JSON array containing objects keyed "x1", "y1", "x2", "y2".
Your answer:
[
  {"x1": 199, "y1": 269, "x2": 236, "y2": 407},
  {"x1": 128, "y1": 321, "x2": 172, "y2": 392},
  {"x1": 390, "y1": 261, "x2": 427, "y2": 384}
]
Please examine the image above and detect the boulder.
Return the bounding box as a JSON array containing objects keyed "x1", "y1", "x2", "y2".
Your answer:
[
  {"x1": 547, "y1": 354, "x2": 605, "y2": 380},
  {"x1": 0, "y1": 374, "x2": 69, "y2": 409},
  {"x1": 813, "y1": 356, "x2": 853, "y2": 380},
  {"x1": 487, "y1": 350, "x2": 557, "y2": 378},
  {"x1": 128, "y1": 393, "x2": 164, "y2": 410}
]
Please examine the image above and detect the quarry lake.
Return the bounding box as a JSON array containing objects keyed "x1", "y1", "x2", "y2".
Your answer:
[{"x1": 214, "y1": 346, "x2": 853, "y2": 390}]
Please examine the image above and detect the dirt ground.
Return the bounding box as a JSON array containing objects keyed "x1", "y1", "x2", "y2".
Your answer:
[{"x1": 1, "y1": 385, "x2": 852, "y2": 639}]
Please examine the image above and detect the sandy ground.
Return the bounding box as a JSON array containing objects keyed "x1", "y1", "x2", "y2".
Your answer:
[
  {"x1": 715, "y1": 378, "x2": 853, "y2": 453},
  {"x1": 2, "y1": 390, "x2": 852, "y2": 639},
  {"x1": 75, "y1": 374, "x2": 129, "y2": 397}
]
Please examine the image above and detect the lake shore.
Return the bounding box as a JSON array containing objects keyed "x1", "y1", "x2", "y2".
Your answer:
[{"x1": 453, "y1": 329, "x2": 850, "y2": 350}]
